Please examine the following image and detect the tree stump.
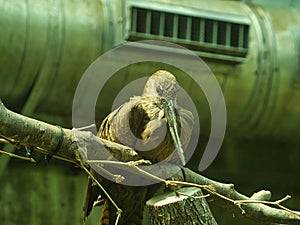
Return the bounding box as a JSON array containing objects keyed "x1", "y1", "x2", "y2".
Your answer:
[{"x1": 146, "y1": 187, "x2": 218, "y2": 225}]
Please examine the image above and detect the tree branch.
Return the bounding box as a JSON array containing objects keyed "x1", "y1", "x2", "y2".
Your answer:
[
  {"x1": 182, "y1": 168, "x2": 300, "y2": 224},
  {"x1": 85, "y1": 160, "x2": 300, "y2": 225},
  {"x1": 1, "y1": 99, "x2": 300, "y2": 225},
  {"x1": 0, "y1": 99, "x2": 139, "y2": 164}
]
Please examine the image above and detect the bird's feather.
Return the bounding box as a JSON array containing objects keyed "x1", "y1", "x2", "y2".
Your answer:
[{"x1": 83, "y1": 71, "x2": 194, "y2": 225}]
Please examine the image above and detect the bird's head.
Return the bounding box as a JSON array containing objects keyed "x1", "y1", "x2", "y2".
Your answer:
[{"x1": 142, "y1": 70, "x2": 179, "y2": 101}]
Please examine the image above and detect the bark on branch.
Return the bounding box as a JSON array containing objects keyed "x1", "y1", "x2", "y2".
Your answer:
[
  {"x1": 1, "y1": 99, "x2": 300, "y2": 225},
  {"x1": 0, "y1": 100, "x2": 139, "y2": 164}
]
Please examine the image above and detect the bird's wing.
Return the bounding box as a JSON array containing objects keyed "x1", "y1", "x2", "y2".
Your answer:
[
  {"x1": 82, "y1": 105, "x2": 128, "y2": 223},
  {"x1": 98, "y1": 179, "x2": 148, "y2": 225},
  {"x1": 84, "y1": 96, "x2": 147, "y2": 224},
  {"x1": 83, "y1": 96, "x2": 194, "y2": 224},
  {"x1": 130, "y1": 97, "x2": 165, "y2": 150},
  {"x1": 83, "y1": 170, "x2": 103, "y2": 223},
  {"x1": 98, "y1": 96, "x2": 142, "y2": 147}
]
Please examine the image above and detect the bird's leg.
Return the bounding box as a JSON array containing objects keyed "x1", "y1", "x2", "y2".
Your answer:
[{"x1": 161, "y1": 98, "x2": 186, "y2": 165}]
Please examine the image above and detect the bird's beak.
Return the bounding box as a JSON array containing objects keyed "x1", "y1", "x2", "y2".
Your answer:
[{"x1": 162, "y1": 99, "x2": 186, "y2": 165}]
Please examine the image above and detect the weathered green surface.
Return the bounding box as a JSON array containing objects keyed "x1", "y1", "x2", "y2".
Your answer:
[
  {"x1": 1, "y1": 0, "x2": 300, "y2": 141},
  {"x1": 0, "y1": 0, "x2": 300, "y2": 225},
  {"x1": 0, "y1": 160, "x2": 102, "y2": 225}
]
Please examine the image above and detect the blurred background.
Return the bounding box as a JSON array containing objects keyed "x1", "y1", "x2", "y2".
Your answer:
[{"x1": 1, "y1": 0, "x2": 300, "y2": 224}]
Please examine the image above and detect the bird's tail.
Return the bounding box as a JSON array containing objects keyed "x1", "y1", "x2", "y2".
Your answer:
[{"x1": 98, "y1": 200, "x2": 110, "y2": 225}]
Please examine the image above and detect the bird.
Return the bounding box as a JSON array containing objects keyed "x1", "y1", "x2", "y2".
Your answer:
[{"x1": 83, "y1": 70, "x2": 194, "y2": 225}]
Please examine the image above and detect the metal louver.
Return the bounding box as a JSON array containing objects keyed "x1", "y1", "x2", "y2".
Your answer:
[{"x1": 127, "y1": 6, "x2": 250, "y2": 62}]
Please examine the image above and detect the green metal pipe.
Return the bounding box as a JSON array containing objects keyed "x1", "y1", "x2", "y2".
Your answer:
[
  {"x1": 0, "y1": 0, "x2": 106, "y2": 112},
  {"x1": 0, "y1": 0, "x2": 299, "y2": 143}
]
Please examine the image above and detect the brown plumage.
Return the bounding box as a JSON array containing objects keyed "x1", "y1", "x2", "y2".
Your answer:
[{"x1": 83, "y1": 70, "x2": 194, "y2": 225}]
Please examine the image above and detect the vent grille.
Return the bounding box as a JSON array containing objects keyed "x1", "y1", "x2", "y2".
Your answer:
[{"x1": 128, "y1": 7, "x2": 249, "y2": 62}]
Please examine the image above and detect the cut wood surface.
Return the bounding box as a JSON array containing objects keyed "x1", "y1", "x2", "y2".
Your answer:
[{"x1": 147, "y1": 187, "x2": 218, "y2": 225}]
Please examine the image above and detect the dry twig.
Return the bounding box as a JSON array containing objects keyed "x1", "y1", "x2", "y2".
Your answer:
[
  {"x1": 80, "y1": 165, "x2": 122, "y2": 225},
  {"x1": 0, "y1": 149, "x2": 36, "y2": 163}
]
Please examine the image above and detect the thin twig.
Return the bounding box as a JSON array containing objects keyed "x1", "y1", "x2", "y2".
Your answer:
[
  {"x1": 0, "y1": 136, "x2": 76, "y2": 164},
  {"x1": 86, "y1": 160, "x2": 239, "y2": 203},
  {"x1": 0, "y1": 136, "x2": 21, "y2": 147},
  {"x1": 115, "y1": 209, "x2": 122, "y2": 225},
  {"x1": 234, "y1": 196, "x2": 290, "y2": 206},
  {"x1": 175, "y1": 191, "x2": 210, "y2": 199},
  {"x1": 81, "y1": 165, "x2": 122, "y2": 224},
  {"x1": 87, "y1": 160, "x2": 228, "y2": 202},
  {"x1": 86, "y1": 159, "x2": 300, "y2": 220},
  {"x1": 235, "y1": 195, "x2": 300, "y2": 217},
  {"x1": 34, "y1": 147, "x2": 76, "y2": 164},
  {"x1": 86, "y1": 160, "x2": 125, "y2": 183},
  {"x1": 87, "y1": 159, "x2": 165, "y2": 183},
  {"x1": 0, "y1": 150, "x2": 36, "y2": 163},
  {"x1": 0, "y1": 138, "x2": 10, "y2": 144}
]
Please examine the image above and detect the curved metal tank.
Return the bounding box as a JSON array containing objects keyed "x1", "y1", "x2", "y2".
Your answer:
[
  {"x1": 1, "y1": 1, "x2": 300, "y2": 225},
  {"x1": 0, "y1": 0, "x2": 119, "y2": 114},
  {"x1": 225, "y1": 4, "x2": 300, "y2": 141},
  {"x1": 1, "y1": 0, "x2": 299, "y2": 142},
  {"x1": 123, "y1": 0, "x2": 300, "y2": 142}
]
